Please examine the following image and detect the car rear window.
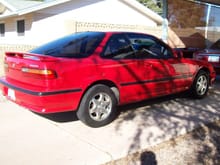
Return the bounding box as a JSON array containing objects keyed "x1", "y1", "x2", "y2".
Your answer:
[{"x1": 30, "y1": 32, "x2": 105, "y2": 58}]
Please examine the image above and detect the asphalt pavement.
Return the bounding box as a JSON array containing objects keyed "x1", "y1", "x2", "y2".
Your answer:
[{"x1": 1, "y1": 77, "x2": 220, "y2": 165}]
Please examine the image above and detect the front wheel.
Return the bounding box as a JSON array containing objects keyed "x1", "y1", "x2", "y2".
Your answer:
[
  {"x1": 77, "y1": 84, "x2": 118, "y2": 128},
  {"x1": 191, "y1": 70, "x2": 209, "y2": 99}
]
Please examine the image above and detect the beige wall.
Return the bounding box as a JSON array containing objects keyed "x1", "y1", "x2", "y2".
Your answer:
[
  {"x1": 75, "y1": 21, "x2": 163, "y2": 38},
  {"x1": 0, "y1": 14, "x2": 33, "y2": 45},
  {"x1": 1, "y1": 0, "x2": 162, "y2": 45}
]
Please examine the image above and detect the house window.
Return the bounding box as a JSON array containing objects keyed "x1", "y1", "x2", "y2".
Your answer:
[
  {"x1": 0, "y1": 23, "x2": 5, "y2": 36},
  {"x1": 17, "y1": 20, "x2": 25, "y2": 35}
]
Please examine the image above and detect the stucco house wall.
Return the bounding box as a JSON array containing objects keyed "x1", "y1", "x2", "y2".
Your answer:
[
  {"x1": 0, "y1": 0, "x2": 166, "y2": 76},
  {"x1": 0, "y1": 13, "x2": 33, "y2": 44},
  {"x1": 0, "y1": 0, "x2": 162, "y2": 46}
]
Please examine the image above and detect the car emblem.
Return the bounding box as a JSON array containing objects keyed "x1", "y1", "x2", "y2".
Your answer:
[{"x1": 12, "y1": 63, "x2": 16, "y2": 68}]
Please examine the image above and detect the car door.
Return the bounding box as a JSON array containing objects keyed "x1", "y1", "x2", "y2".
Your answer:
[
  {"x1": 126, "y1": 33, "x2": 176, "y2": 97},
  {"x1": 163, "y1": 56, "x2": 195, "y2": 93},
  {"x1": 131, "y1": 34, "x2": 192, "y2": 94},
  {"x1": 100, "y1": 33, "x2": 151, "y2": 103},
  {"x1": 148, "y1": 37, "x2": 194, "y2": 93}
]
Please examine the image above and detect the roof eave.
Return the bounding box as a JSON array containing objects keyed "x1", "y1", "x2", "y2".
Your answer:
[
  {"x1": 0, "y1": 0, "x2": 164, "y2": 25},
  {"x1": 0, "y1": 0, "x2": 17, "y2": 12},
  {"x1": 0, "y1": 0, "x2": 72, "y2": 18},
  {"x1": 17, "y1": 0, "x2": 72, "y2": 15},
  {"x1": 0, "y1": 12, "x2": 17, "y2": 19}
]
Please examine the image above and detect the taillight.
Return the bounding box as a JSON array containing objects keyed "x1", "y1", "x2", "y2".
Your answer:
[{"x1": 21, "y1": 67, "x2": 57, "y2": 79}]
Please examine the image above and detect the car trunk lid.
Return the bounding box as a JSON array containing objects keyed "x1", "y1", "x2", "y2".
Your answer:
[{"x1": 4, "y1": 52, "x2": 59, "y2": 89}]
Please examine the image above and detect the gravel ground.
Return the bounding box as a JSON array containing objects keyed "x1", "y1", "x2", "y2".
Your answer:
[{"x1": 104, "y1": 120, "x2": 220, "y2": 165}]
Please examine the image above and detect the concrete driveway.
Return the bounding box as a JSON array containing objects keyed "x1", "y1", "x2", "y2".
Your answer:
[{"x1": 1, "y1": 77, "x2": 220, "y2": 165}]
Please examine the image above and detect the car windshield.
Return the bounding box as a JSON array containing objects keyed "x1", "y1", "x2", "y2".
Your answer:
[
  {"x1": 30, "y1": 32, "x2": 105, "y2": 58},
  {"x1": 210, "y1": 39, "x2": 220, "y2": 49}
]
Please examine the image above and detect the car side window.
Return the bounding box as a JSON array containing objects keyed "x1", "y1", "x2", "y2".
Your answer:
[
  {"x1": 127, "y1": 33, "x2": 173, "y2": 59},
  {"x1": 59, "y1": 35, "x2": 101, "y2": 57},
  {"x1": 102, "y1": 34, "x2": 134, "y2": 59}
]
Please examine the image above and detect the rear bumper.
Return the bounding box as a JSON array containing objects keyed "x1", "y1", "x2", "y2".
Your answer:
[{"x1": 0, "y1": 78, "x2": 82, "y2": 113}]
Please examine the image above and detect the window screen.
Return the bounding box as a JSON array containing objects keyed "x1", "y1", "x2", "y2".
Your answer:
[
  {"x1": 0, "y1": 23, "x2": 5, "y2": 36},
  {"x1": 17, "y1": 20, "x2": 25, "y2": 34}
]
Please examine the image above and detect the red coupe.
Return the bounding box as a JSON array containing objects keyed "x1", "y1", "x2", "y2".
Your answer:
[{"x1": 0, "y1": 32, "x2": 216, "y2": 127}]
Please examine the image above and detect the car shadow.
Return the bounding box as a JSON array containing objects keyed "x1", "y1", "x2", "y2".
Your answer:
[
  {"x1": 35, "y1": 111, "x2": 78, "y2": 123},
  {"x1": 117, "y1": 76, "x2": 220, "y2": 120},
  {"x1": 35, "y1": 92, "x2": 187, "y2": 124},
  {"x1": 34, "y1": 76, "x2": 220, "y2": 124},
  {"x1": 118, "y1": 91, "x2": 188, "y2": 114}
]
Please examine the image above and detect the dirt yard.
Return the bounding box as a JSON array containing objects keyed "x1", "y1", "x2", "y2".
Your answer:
[{"x1": 104, "y1": 119, "x2": 220, "y2": 165}]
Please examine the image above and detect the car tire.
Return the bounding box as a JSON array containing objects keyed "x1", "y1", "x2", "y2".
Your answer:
[
  {"x1": 191, "y1": 70, "x2": 209, "y2": 99},
  {"x1": 77, "y1": 84, "x2": 118, "y2": 128}
]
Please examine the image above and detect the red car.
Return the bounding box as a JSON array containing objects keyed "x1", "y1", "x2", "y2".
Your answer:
[
  {"x1": 194, "y1": 39, "x2": 220, "y2": 74},
  {"x1": 0, "y1": 32, "x2": 216, "y2": 127}
]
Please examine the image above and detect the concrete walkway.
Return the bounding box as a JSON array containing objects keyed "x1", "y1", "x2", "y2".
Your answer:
[{"x1": 1, "y1": 79, "x2": 220, "y2": 165}]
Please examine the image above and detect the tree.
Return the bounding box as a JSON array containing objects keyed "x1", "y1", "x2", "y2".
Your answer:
[{"x1": 137, "y1": 0, "x2": 163, "y2": 15}]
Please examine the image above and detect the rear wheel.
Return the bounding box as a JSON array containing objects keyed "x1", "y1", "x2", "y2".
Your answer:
[
  {"x1": 191, "y1": 70, "x2": 209, "y2": 99},
  {"x1": 77, "y1": 84, "x2": 118, "y2": 127}
]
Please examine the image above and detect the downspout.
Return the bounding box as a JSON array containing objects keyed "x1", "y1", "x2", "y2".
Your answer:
[
  {"x1": 205, "y1": 4, "x2": 211, "y2": 46},
  {"x1": 161, "y1": 0, "x2": 168, "y2": 43},
  {"x1": 162, "y1": 18, "x2": 168, "y2": 43}
]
